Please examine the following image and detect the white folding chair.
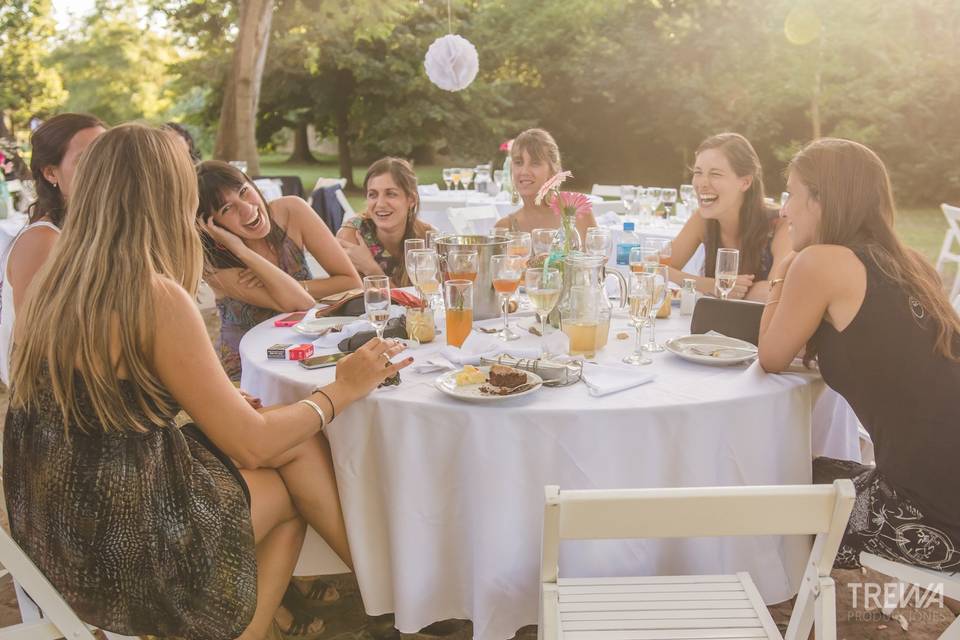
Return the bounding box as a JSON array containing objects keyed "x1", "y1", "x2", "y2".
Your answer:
[
  {"x1": 590, "y1": 200, "x2": 624, "y2": 217},
  {"x1": 540, "y1": 480, "x2": 855, "y2": 640},
  {"x1": 936, "y1": 204, "x2": 960, "y2": 300},
  {"x1": 252, "y1": 178, "x2": 284, "y2": 203},
  {"x1": 591, "y1": 184, "x2": 626, "y2": 199},
  {"x1": 447, "y1": 205, "x2": 499, "y2": 235},
  {"x1": 335, "y1": 188, "x2": 357, "y2": 222},
  {"x1": 859, "y1": 552, "x2": 960, "y2": 639}
]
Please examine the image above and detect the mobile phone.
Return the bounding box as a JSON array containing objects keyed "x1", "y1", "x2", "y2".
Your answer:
[
  {"x1": 299, "y1": 353, "x2": 348, "y2": 370},
  {"x1": 275, "y1": 311, "x2": 307, "y2": 327}
]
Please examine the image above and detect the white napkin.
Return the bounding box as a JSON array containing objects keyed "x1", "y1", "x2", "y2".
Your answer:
[
  {"x1": 312, "y1": 320, "x2": 370, "y2": 349},
  {"x1": 597, "y1": 210, "x2": 621, "y2": 227},
  {"x1": 411, "y1": 356, "x2": 457, "y2": 374},
  {"x1": 581, "y1": 363, "x2": 655, "y2": 397},
  {"x1": 440, "y1": 332, "x2": 540, "y2": 365}
]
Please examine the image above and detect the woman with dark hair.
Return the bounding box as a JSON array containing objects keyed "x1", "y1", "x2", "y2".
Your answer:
[
  {"x1": 0, "y1": 112, "x2": 106, "y2": 384},
  {"x1": 760, "y1": 138, "x2": 960, "y2": 573},
  {"x1": 669, "y1": 132, "x2": 791, "y2": 300},
  {"x1": 336, "y1": 157, "x2": 436, "y2": 287},
  {"x1": 164, "y1": 121, "x2": 202, "y2": 163},
  {"x1": 197, "y1": 160, "x2": 361, "y2": 382}
]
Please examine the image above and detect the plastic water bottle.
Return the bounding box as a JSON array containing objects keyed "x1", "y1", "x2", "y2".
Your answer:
[{"x1": 616, "y1": 222, "x2": 641, "y2": 266}]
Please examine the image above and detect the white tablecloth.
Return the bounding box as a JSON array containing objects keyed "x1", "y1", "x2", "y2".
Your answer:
[{"x1": 240, "y1": 309, "x2": 861, "y2": 640}]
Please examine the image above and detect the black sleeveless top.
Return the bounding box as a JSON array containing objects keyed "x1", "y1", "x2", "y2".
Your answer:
[{"x1": 813, "y1": 248, "x2": 960, "y2": 536}]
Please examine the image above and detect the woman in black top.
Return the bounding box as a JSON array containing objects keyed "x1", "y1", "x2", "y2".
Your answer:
[{"x1": 759, "y1": 138, "x2": 960, "y2": 572}]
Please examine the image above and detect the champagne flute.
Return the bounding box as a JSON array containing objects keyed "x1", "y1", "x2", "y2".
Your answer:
[
  {"x1": 585, "y1": 227, "x2": 612, "y2": 259},
  {"x1": 446, "y1": 249, "x2": 478, "y2": 282},
  {"x1": 623, "y1": 272, "x2": 655, "y2": 365},
  {"x1": 451, "y1": 169, "x2": 462, "y2": 190},
  {"x1": 525, "y1": 267, "x2": 562, "y2": 339},
  {"x1": 363, "y1": 275, "x2": 391, "y2": 340},
  {"x1": 715, "y1": 248, "x2": 740, "y2": 300},
  {"x1": 460, "y1": 168, "x2": 474, "y2": 191},
  {"x1": 647, "y1": 187, "x2": 663, "y2": 219},
  {"x1": 490, "y1": 254, "x2": 523, "y2": 341},
  {"x1": 506, "y1": 231, "x2": 532, "y2": 265},
  {"x1": 493, "y1": 170, "x2": 504, "y2": 192},
  {"x1": 661, "y1": 188, "x2": 678, "y2": 218},
  {"x1": 643, "y1": 264, "x2": 668, "y2": 352},
  {"x1": 620, "y1": 185, "x2": 637, "y2": 215},
  {"x1": 532, "y1": 228, "x2": 557, "y2": 258},
  {"x1": 404, "y1": 238, "x2": 425, "y2": 281},
  {"x1": 408, "y1": 249, "x2": 440, "y2": 297},
  {"x1": 442, "y1": 168, "x2": 454, "y2": 190}
]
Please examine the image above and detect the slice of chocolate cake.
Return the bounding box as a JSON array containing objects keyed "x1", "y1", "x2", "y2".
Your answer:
[{"x1": 488, "y1": 364, "x2": 526, "y2": 388}]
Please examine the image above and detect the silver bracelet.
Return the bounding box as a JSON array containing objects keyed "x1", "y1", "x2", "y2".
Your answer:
[{"x1": 298, "y1": 398, "x2": 327, "y2": 433}]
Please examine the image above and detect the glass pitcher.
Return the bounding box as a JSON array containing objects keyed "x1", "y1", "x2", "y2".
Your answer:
[{"x1": 557, "y1": 253, "x2": 626, "y2": 356}]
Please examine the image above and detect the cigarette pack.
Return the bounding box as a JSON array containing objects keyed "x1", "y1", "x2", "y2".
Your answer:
[{"x1": 267, "y1": 343, "x2": 315, "y2": 360}]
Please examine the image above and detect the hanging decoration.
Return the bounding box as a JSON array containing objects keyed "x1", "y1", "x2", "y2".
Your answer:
[{"x1": 424, "y1": 1, "x2": 478, "y2": 92}]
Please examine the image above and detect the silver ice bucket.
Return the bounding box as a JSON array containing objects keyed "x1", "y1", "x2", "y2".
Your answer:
[{"x1": 436, "y1": 234, "x2": 509, "y2": 320}]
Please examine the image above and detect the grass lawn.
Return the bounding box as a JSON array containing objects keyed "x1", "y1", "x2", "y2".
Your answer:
[{"x1": 259, "y1": 154, "x2": 948, "y2": 262}]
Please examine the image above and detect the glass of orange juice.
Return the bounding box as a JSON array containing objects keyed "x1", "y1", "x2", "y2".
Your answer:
[
  {"x1": 444, "y1": 280, "x2": 473, "y2": 348},
  {"x1": 505, "y1": 231, "x2": 532, "y2": 266},
  {"x1": 490, "y1": 254, "x2": 524, "y2": 341}
]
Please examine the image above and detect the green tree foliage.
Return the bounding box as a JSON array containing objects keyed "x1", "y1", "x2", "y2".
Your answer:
[
  {"x1": 0, "y1": 0, "x2": 66, "y2": 133},
  {"x1": 51, "y1": 4, "x2": 178, "y2": 125}
]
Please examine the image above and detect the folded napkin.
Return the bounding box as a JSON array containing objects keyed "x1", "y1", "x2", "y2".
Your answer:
[
  {"x1": 581, "y1": 363, "x2": 655, "y2": 397},
  {"x1": 312, "y1": 320, "x2": 370, "y2": 349},
  {"x1": 440, "y1": 332, "x2": 540, "y2": 366},
  {"x1": 418, "y1": 184, "x2": 441, "y2": 196},
  {"x1": 412, "y1": 356, "x2": 457, "y2": 374}
]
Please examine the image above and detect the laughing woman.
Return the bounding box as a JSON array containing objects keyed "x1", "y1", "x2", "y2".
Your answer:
[
  {"x1": 759, "y1": 138, "x2": 960, "y2": 572},
  {"x1": 197, "y1": 161, "x2": 362, "y2": 381},
  {"x1": 668, "y1": 133, "x2": 791, "y2": 300}
]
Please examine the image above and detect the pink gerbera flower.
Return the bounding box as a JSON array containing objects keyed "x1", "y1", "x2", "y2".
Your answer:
[
  {"x1": 534, "y1": 170, "x2": 573, "y2": 205},
  {"x1": 549, "y1": 191, "x2": 593, "y2": 219}
]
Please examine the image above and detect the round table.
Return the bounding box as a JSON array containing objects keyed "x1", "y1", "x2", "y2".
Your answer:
[{"x1": 239, "y1": 307, "x2": 861, "y2": 640}]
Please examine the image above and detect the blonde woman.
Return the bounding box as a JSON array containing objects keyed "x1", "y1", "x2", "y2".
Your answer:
[
  {"x1": 4, "y1": 124, "x2": 412, "y2": 639},
  {"x1": 494, "y1": 128, "x2": 597, "y2": 242}
]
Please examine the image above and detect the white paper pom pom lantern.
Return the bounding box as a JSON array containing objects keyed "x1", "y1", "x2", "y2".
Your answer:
[{"x1": 424, "y1": 34, "x2": 479, "y2": 92}]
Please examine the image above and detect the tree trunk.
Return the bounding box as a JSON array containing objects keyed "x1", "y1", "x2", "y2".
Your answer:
[
  {"x1": 287, "y1": 121, "x2": 316, "y2": 163},
  {"x1": 334, "y1": 69, "x2": 357, "y2": 189},
  {"x1": 213, "y1": 0, "x2": 274, "y2": 177}
]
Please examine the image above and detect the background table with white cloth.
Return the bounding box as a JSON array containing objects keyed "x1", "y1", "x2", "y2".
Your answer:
[{"x1": 240, "y1": 308, "x2": 861, "y2": 640}]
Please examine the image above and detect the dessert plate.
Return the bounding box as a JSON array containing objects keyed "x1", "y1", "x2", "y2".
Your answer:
[
  {"x1": 293, "y1": 316, "x2": 357, "y2": 337},
  {"x1": 434, "y1": 366, "x2": 543, "y2": 402},
  {"x1": 664, "y1": 334, "x2": 758, "y2": 366}
]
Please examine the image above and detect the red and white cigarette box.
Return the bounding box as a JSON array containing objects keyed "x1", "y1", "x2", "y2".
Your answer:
[{"x1": 266, "y1": 343, "x2": 315, "y2": 360}]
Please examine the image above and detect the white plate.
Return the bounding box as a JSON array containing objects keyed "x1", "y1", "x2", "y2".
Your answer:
[
  {"x1": 664, "y1": 334, "x2": 758, "y2": 366},
  {"x1": 434, "y1": 366, "x2": 543, "y2": 402},
  {"x1": 293, "y1": 316, "x2": 357, "y2": 337}
]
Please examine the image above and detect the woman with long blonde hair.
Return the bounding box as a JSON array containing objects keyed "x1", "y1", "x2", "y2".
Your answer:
[
  {"x1": 759, "y1": 138, "x2": 960, "y2": 573},
  {"x1": 5, "y1": 124, "x2": 411, "y2": 639}
]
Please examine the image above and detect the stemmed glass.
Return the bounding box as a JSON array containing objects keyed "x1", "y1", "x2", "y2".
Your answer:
[
  {"x1": 363, "y1": 275, "x2": 391, "y2": 340},
  {"x1": 493, "y1": 170, "x2": 505, "y2": 193},
  {"x1": 490, "y1": 254, "x2": 524, "y2": 341},
  {"x1": 585, "y1": 227, "x2": 612, "y2": 259},
  {"x1": 620, "y1": 185, "x2": 638, "y2": 215},
  {"x1": 446, "y1": 249, "x2": 478, "y2": 282},
  {"x1": 661, "y1": 188, "x2": 678, "y2": 218},
  {"x1": 425, "y1": 230, "x2": 441, "y2": 250},
  {"x1": 623, "y1": 272, "x2": 655, "y2": 365},
  {"x1": 474, "y1": 168, "x2": 491, "y2": 194},
  {"x1": 628, "y1": 246, "x2": 646, "y2": 274},
  {"x1": 460, "y1": 167, "x2": 475, "y2": 191},
  {"x1": 404, "y1": 238, "x2": 425, "y2": 286},
  {"x1": 680, "y1": 184, "x2": 697, "y2": 209},
  {"x1": 525, "y1": 267, "x2": 562, "y2": 339},
  {"x1": 451, "y1": 169, "x2": 462, "y2": 190},
  {"x1": 532, "y1": 228, "x2": 557, "y2": 258},
  {"x1": 506, "y1": 231, "x2": 532, "y2": 266},
  {"x1": 408, "y1": 249, "x2": 440, "y2": 298},
  {"x1": 642, "y1": 264, "x2": 668, "y2": 353},
  {"x1": 647, "y1": 187, "x2": 663, "y2": 219},
  {"x1": 715, "y1": 248, "x2": 740, "y2": 300},
  {"x1": 442, "y1": 168, "x2": 454, "y2": 190}
]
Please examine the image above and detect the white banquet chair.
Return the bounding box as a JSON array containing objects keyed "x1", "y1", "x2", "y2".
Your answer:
[
  {"x1": 447, "y1": 205, "x2": 499, "y2": 236},
  {"x1": 0, "y1": 525, "x2": 138, "y2": 639},
  {"x1": 253, "y1": 178, "x2": 284, "y2": 203},
  {"x1": 591, "y1": 184, "x2": 627, "y2": 199},
  {"x1": 539, "y1": 481, "x2": 855, "y2": 640},
  {"x1": 858, "y1": 552, "x2": 960, "y2": 639},
  {"x1": 336, "y1": 188, "x2": 357, "y2": 223},
  {"x1": 936, "y1": 203, "x2": 960, "y2": 300}
]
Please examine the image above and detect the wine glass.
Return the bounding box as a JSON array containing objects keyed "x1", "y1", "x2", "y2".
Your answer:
[
  {"x1": 679, "y1": 184, "x2": 697, "y2": 221},
  {"x1": 460, "y1": 167, "x2": 475, "y2": 191},
  {"x1": 446, "y1": 249, "x2": 478, "y2": 282},
  {"x1": 404, "y1": 238, "x2": 425, "y2": 274},
  {"x1": 641, "y1": 238, "x2": 662, "y2": 266},
  {"x1": 525, "y1": 267, "x2": 561, "y2": 339},
  {"x1": 408, "y1": 249, "x2": 440, "y2": 298},
  {"x1": 620, "y1": 185, "x2": 638, "y2": 215},
  {"x1": 715, "y1": 248, "x2": 740, "y2": 300},
  {"x1": 532, "y1": 228, "x2": 557, "y2": 258},
  {"x1": 661, "y1": 188, "x2": 678, "y2": 218},
  {"x1": 506, "y1": 231, "x2": 532, "y2": 265},
  {"x1": 493, "y1": 170, "x2": 505, "y2": 192},
  {"x1": 628, "y1": 246, "x2": 646, "y2": 274},
  {"x1": 474, "y1": 168, "x2": 491, "y2": 194},
  {"x1": 490, "y1": 254, "x2": 524, "y2": 341},
  {"x1": 623, "y1": 272, "x2": 655, "y2": 366},
  {"x1": 451, "y1": 169, "x2": 462, "y2": 190},
  {"x1": 642, "y1": 264, "x2": 668, "y2": 352},
  {"x1": 442, "y1": 168, "x2": 454, "y2": 190},
  {"x1": 647, "y1": 187, "x2": 663, "y2": 219},
  {"x1": 585, "y1": 227, "x2": 612, "y2": 259},
  {"x1": 363, "y1": 275, "x2": 391, "y2": 340}
]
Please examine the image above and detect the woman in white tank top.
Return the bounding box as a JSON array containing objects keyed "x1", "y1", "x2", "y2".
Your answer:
[{"x1": 0, "y1": 114, "x2": 105, "y2": 385}]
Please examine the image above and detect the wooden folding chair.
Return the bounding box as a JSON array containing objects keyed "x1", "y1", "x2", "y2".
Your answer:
[{"x1": 540, "y1": 480, "x2": 855, "y2": 640}]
